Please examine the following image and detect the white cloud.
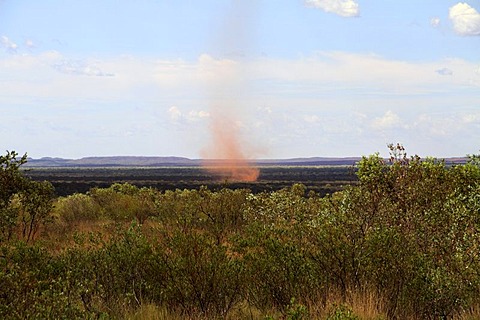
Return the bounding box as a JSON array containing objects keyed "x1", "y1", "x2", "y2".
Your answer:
[
  {"x1": 2, "y1": 50, "x2": 479, "y2": 114},
  {"x1": 371, "y1": 110, "x2": 405, "y2": 130},
  {"x1": 462, "y1": 112, "x2": 480, "y2": 124},
  {"x1": 1, "y1": 35, "x2": 18, "y2": 52},
  {"x1": 2, "y1": 50, "x2": 479, "y2": 107},
  {"x1": 196, "y1": 54, "x2": 243, "y2": 90},
  {"x1": 430, "y1": 17, "x2": 441, "y2": 28},
  {"x1": 449, "y1": 3, "x2": 480, "y2": 36},
  {"x1": 25, "y1": 39, "x2": 35, "y2": 49},
  {"x1": 248, "y1": 52, "x2": 480, "y2": 95},
  {"x1": 2, "y1": 45, "x2": 477, "y2": 159},
  {"x1": 412, "y1": 111, "x2": 480, "y2": 139},
  {"x1": 53, "y1": 59, "x2": 114, "y2": 76},
  {"x1": 167, "y1": 106, "x2": 210, "y2": 124},
  {"x1": 187, "y1": 110, "x2": 210, "y2": 121},
  {"x1": 414, "y1": 114, "x2": 458, "y2": 136},
  {"x1": 168, "y1": 106, "x2": 182, "y2": 121},
  {"x1": 304, "y1": 115, "x2": 320, "y2": 123},
  {"x1": 305, "y1": 0, "x2": 359, "y2": 17}
]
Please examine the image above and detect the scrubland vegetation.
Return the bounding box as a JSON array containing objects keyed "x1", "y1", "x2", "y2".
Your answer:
[
  {"x1": 1, "y1": 145, "x2": 480, "y2": 319},
  {"x1": 24, "y1": 165, "x2": 355, "y2": 196}
]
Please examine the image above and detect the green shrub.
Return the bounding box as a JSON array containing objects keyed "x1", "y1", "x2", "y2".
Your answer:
[
  {"x1": 0, "y1": 242, "x2": 89, "y2": 319},
  {"x1": 87, "y1": 183, "x2": 157, "y2": 222},
  {"x1": 160, "y1": 229, "x2": 244, "y2": 318},
  {"x1": 327, "y1": 304, "x2": 359, "y2": 320},
  {"x1": 55, "y1": 193, "x2": 100, "y2": 224}
]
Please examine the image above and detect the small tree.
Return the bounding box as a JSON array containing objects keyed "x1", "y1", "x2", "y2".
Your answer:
[
  {"x1": 0, "y1": 151, "x2": 28, "y2": 241},
  {"x1": 0, "y1": 151, "x2": 55, "y2": 242},
  {"x1": 17, "y1": 180, "x2": 56, "y2": 242}
]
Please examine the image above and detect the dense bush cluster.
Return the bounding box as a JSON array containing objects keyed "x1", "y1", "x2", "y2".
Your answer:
[{"x1": 1, "y1": 146, "x2": 480, "y2": 319}]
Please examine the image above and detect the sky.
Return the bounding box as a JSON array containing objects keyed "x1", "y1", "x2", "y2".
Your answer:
[{"x1": 0, "y1": 0, "x2": 479, "y2": 159}]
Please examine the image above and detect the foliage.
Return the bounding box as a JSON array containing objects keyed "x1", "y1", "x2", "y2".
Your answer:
[
  {"x1": 160, "y1": 230, "x2": 244, "y2": 318},
  {"x1": 2, "y1": 146, "x2": 480, "y2": 319},
  {"x1": 17, "y1": 180, "x2": 56, "y2": 242},
  {"x1": 0, "y1": 151, "x2": 55, "y2": 243},
  {"x1": 0, "y1": 151, "x2": 28, "y2": 202},
  {"x1": 0, "y1": 243, "x2": 89, "y2": 319},
  {"x1": 326, "y1": 304, "x2": 360, "y2": 320},
  {"x1": 87, "y1": 183, "x2": 158, "y2": 223},
  {"x1": 54, "y1": 192, "x2": 99, "y2": 224},
  {"x1": 467, "y1": 150, "x2": 480, "y2": 166},
  {"x1": 285, "y1": 298, "x2": 308, "y2": 320},
  {"x1": 0, "y1": 151, "x2": 28, "y2": 241}
]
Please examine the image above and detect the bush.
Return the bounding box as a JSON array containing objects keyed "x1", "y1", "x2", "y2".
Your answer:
[
  {"x1": 55, "y1": 193, "x2": 99, "y2": 224},
  {"x1": 0, "y1": 242, "x2": 88, "y2": 319},
  {"x1": 160, "y1": 229, "x2": 244, "y2": 318},
  {"x1": 2, "y1": 146, "x2": 480, "y2": 319},
  {"x1": 327, "y1": 304, "x2": 360, "y2": 320}
]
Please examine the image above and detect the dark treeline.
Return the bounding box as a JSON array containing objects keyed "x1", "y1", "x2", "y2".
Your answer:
[
  {"x1": 1, "y1": 145, "x2": 480, "y2": 319},
  {"x1": 23, "y1": 166, "x2": 356, "y2": 196}
]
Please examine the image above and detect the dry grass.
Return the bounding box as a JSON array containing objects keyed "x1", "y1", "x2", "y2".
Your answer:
[
  {"x1": 125, "y1": 295, "x2": 385, "y2": 320},
  {"x1": 125, "y1": 304, "x2": 182, "y2": 320},
  {"x1": 305, "y1": 288, "x2": 387, "y2": 320},
  {"x1": 348, "y1": 289, "x2": 387, "y2": 320},
  {"x1": 125, "y1": 302, "x2": 270, "y2": 320},
  {"x1": 40, "y1": 218, "x2": 124, "y2": 253},
  {"x1": 455, "y1": 305, "x2": 480, "y2": 320},
  {"x1": 76, "y1": 295, "x2": 480, "y2": 320}
]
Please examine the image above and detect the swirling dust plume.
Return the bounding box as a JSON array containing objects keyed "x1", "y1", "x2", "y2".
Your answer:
[
  {"x1": 202, "y1": 106, "x2": 260, "y2": 182},
  {"x1": 201, "y1": 1, "x2": 260, "y2": 182}
]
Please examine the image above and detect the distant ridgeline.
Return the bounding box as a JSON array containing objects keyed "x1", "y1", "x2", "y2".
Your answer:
[
  {"x1": 24, "y1": 156, "x2": 198, "y2": 167},
  {"x1": 24, "y1": 156, "x2": 467, "y2": 167}
]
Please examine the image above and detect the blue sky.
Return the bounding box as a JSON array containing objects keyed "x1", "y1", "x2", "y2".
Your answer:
[{"x1": 1, "y1": 0, "x2": 479, "y2": 159}]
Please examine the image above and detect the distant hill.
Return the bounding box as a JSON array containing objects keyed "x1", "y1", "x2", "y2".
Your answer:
[
  {"x1": 254, "y1": 157, "x2": 362, "y2": 166},
  {"x1": 25, "y1": 156, "x2": 198, "y2": 167},
  {"x1": 24, "y1": 156, "x2": 467, "y2": 168},
  {"x1": 25, "y1": 156, "x2": 364, "y2": 167}
]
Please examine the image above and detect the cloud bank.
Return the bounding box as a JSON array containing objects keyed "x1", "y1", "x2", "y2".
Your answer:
[
  {"x1": 1, "y1": 49, "x2": 478, "y2": 158},
  {"x1": 449, "y1": 2, "x2": 480, "y2": 36},
  {"x1": 305, "y1": 0, "x2": 359, "y2": 17}
]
